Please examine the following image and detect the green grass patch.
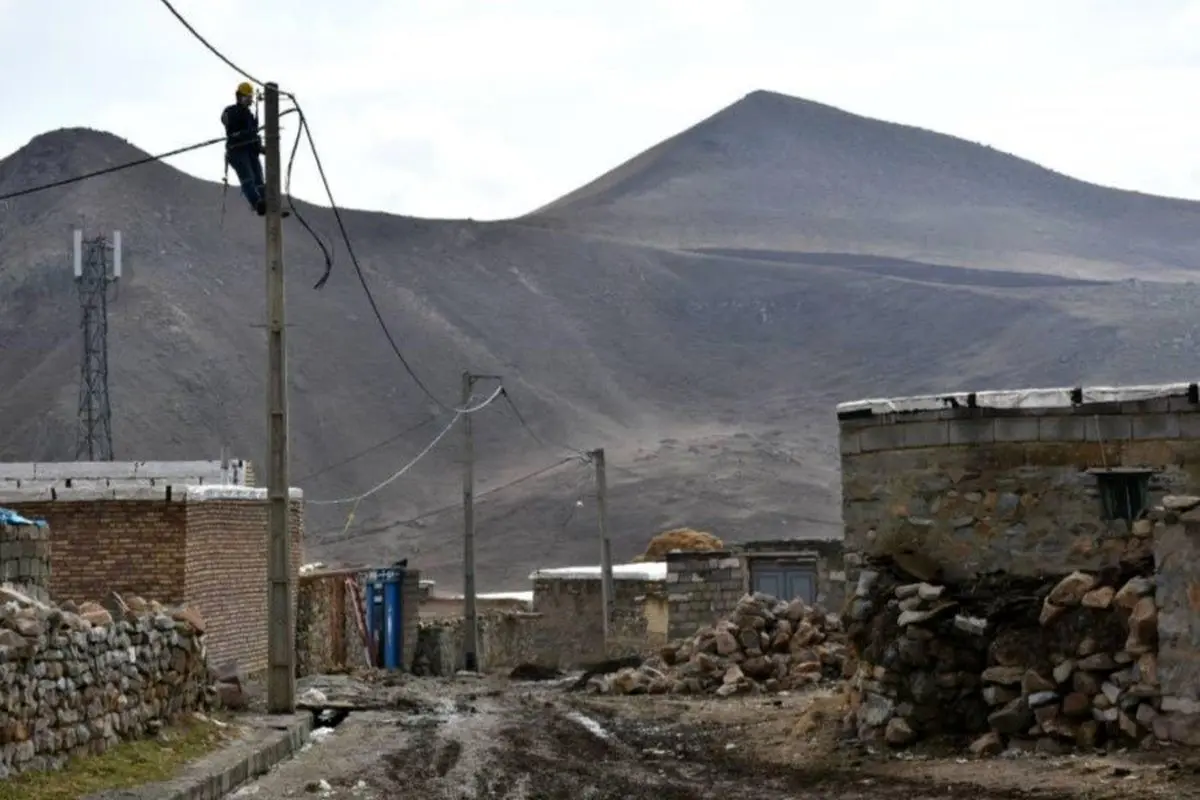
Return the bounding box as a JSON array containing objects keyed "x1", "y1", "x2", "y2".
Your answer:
[{"x1": 0, "y1": 714, "x2": 234, "y2": 800}]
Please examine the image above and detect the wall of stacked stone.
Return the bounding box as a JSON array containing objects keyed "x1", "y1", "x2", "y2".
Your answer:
[
  {"x1": 1150, "y1": 498, "x2": 1200, "y2": 744},
  {"x1": 845, "y1": 557, "x2": 1158, "y2": 753},
  {"x1": 0, "y1": 523, "x2": 51, "y2": 605},
  {"x1": 0, "y1": 591, "x2": 207, "y2": 779},
  {"x1": 838, "y1": 386, "x2": 1200, "y2": 587}
]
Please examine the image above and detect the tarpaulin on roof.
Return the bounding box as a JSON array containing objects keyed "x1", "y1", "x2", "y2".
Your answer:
[{"x1": 0, "y1": 507, "x2": 46, "y2": 527}]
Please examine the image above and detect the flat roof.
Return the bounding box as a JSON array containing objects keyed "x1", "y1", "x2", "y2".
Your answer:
[
  {"x1": 0, "y1": 484, "x2": 302, "y2": 503},
  {"x1": 529, "y1": 562, "x2": 668, "y2": 582},
  {"x1": 836, "y1": 382, "x2": 1195, "y2": 418}
]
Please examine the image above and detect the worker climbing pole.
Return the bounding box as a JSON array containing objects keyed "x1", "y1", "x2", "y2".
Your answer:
[{"x1": 220, "y1": 81, "x2": 289, "y2": 219}]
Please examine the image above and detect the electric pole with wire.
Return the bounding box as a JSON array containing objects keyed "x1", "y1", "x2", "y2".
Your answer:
[
  {"x1": 73, "y1": 229, "x2": 121, "y2": 461},
  {"x1": 462, "y1": 372, "x2": 478, "y2": 672},
  {"x1": 591, "y1": 448, "x2": 614, "y2": 642},
  {"x1": 263, "y1": 82, "x2": 295, "y2": 713}
]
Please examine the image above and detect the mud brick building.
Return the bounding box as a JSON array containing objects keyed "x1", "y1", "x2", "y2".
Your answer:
[{"x1": 0, "y1": 460, "x2": 303, "y2": 673}]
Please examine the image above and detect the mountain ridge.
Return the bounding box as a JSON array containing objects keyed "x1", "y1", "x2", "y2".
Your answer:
[{"x1": 3, "y1": 90, "x2": 1200, "y2": 590}]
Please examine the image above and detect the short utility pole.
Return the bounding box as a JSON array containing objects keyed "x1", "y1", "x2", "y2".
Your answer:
[
  {"x1": 263, "y1": 81, "x2": 295, "y2": 714},
  {"x1": 591, "y1": 448, "x2": 614, "y2": 641},
  {"x1": 461, "y1": 370, "x2": 501, "y2": 673}
]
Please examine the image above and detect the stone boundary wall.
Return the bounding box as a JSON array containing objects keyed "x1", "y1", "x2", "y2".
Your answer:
[{"x1": 0, "y1": 589, "x2": 207, "y2": 780}]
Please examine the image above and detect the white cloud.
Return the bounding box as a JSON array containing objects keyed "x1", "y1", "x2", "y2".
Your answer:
[{"x1": 3, "y1": 0, "x2": 1200, "y2": 219}]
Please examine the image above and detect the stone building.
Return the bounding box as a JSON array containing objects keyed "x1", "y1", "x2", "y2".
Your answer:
[
  {"x1": 665, "y1": 539, "x2": 845, "y2": 640},
  {"x1": 836, "y1": 382, "x2": 1200, "y2": 584},
  {"x1": 0, "y1": 459, "x2": 303, "y2": 673}
]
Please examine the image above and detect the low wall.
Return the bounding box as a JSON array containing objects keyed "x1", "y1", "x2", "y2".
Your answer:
[
  {"x1": 413, "y1": 611, "x2": 541, "y2": 676},
  {"x1": 532, "y1": 574, "x2": 668, "y2": 667},
  {"x1": 0, "y1": 589, "x2": 208, "y2": 779},
  {"x1": 1151, "y1": 497, "x2": 1200, "y2": 743}
]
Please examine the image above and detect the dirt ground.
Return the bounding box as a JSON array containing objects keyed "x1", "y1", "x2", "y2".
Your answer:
[{"x1": 226, "y1": 674, "x2": 1200, "y2": 799}]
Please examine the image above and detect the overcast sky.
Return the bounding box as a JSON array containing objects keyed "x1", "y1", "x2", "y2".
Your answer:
[{"x1": 2, "y1": 0, "x2": 1199, "y2": 220}]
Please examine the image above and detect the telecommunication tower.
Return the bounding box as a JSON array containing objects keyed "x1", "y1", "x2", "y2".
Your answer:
[{"x1": 72, "y1": 230, "x2": 121, "y2": 461}]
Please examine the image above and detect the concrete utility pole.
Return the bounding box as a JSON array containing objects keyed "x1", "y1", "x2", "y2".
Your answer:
[
  {"x1": 263, "y1": 82, "x2": 295, "y2": 713},
  {"x1": 461, "y1": 371, "x2": 478, "y2": 672},
  {"x1": 591, "y1": 448, "x2": 614, "y2": 641}
]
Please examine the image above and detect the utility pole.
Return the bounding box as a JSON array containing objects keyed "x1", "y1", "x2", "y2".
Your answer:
[
  {"x1": 73, "y1": 229, "x2": 121, "y2": 461},
  {"x1": 263, "y1": 82, "x2": 295, "y2": 713},
  {"x1": 591, "y1": 448, "x2": 614, "y2": 642},
  {"x1": 461, "y1": 371, "x2": 478, "y2": 672}
]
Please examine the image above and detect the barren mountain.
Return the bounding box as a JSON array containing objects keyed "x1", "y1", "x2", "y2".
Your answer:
[
  {"x1": 2, "y1": 90, "x2": 1200, "y2": 591},
  {"x1": 530, "y1": 90, "x2": 1200, "y2": 279}
]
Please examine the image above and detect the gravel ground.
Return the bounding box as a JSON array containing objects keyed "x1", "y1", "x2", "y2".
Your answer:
[{"x1": 223, "y1": 675, "x2": 1200, "y2": 800}]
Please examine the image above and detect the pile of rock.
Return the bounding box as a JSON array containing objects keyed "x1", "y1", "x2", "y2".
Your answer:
[
  {"x1": 844, "y1": 558, "x2": 1160, "y2": 753},
  {"x1": 588, "y1": 592, "x2": 849, "y2": 695},
  {"x1": 0, "y1": 586, "x2": 209, "y2": 779}
]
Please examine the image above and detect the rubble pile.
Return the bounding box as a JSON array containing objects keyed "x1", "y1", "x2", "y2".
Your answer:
[
  {"x1": 589, "y1": 592, "x2": 850, "y2": 695},
  {"x1": 844, "y1": 557, "x2": 1159, "y2": 753},
  {"x1": 0, "y1": 587, "x2": 209, "y2": 779}
]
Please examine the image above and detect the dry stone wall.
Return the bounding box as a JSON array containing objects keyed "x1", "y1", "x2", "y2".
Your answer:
[
  {"x1": 844, "y1": 554, "x2": 1158, "y2": 753},
  {"x1": 0, "y1": 587, "x2": 208, "y2": 780}
]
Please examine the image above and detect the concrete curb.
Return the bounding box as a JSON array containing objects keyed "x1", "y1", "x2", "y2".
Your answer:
[{"x1": 84, "y1": 712, "x2": 314, "y2": 800}]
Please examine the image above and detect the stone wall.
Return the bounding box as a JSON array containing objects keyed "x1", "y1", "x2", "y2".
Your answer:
[
  {"x1": 845, "y1": 556, "x2": 1158, "y2": 752},
  {"x1": 0, "y1": 588, "x2": 208, "y2": 780},
  {"x1": 0, "y1": 521, "x2": 51, "y2": 604},
  {"x1": 413, "y1": 611, "x2": 541, "y2": 676},
  {"x1": 666, "y1": 540, "x2": 846, "y2": 640},
  {"x1": 2, "y1": 486, "x2": 305, "y2": 675},
  {"x1": 1150, "y1": 498, "x2": 1200, "y2": 743},
  {"x1": 838, "y1": 384, "x2": 1200, "y2": 588}
]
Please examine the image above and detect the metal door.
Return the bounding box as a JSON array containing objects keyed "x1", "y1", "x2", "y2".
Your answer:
[{"x1": 750, "y1": 563, "x2": 816, "y2": 603}]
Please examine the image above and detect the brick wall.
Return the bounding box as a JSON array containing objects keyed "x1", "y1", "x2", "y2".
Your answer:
[
  {"x1": 838, "y1": 385, "x2": 1200, "y2": 587},
  {"x1": 5, "y1": 500, "x2": 188, "y2": 605},
  {"x1": 184, "y1": 498, "x2": 304, "y2": 673}
]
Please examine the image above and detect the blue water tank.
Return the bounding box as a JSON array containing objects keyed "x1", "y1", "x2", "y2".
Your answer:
[{"x1": 361, "y1": 566, "x2": 406, "y2": 670}]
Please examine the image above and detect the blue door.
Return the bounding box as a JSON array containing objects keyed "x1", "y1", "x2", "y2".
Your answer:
[{"x1": 751, "y1": 563, "x2": 816, "y2": 603}]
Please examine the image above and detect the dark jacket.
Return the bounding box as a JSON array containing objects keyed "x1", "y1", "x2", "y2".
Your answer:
[{"x1": 221, "y1": 103, "x2": 261, "y2": 155}]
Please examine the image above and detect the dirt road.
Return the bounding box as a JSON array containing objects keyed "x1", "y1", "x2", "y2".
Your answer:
[{"x1": 227, "y1": 676, "x2": 1200, "y2": 800}]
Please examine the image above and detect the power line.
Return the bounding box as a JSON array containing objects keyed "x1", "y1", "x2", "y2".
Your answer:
[
  {"x1": 1, "y1": 133, "x2": 235, "y2": 203},
  {"x1": 316, "y1": 454, "x2": 586, "y2": 541},
  {"x1": 308, "y1": 385, "x2": 504, "y2": 507},
  {"x1": 154, "y1": 0, "x2": 464, "y2": 414},
  {"x1": 156, "y1": 0, "x2": 267, "y2": 90},
  {"x1": 500, "y1": 388, "x2": 591, "y2": 459},
  {"x1": 293, "y1": 415, "x2": 439, "y2": 483}
]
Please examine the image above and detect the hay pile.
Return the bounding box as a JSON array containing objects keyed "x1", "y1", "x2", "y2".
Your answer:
[{"x1": 632, "y1": 528, "x2": 724, "y2": 562}]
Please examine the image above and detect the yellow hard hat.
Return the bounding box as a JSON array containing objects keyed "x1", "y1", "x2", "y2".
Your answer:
[{"x1": 236, "y1": 82, "x2": 254, "y2": 97}]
